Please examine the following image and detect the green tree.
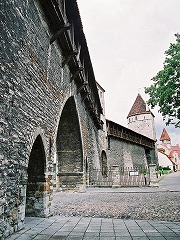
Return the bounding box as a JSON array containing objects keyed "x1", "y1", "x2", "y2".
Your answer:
[{"x1": 145, "y1": 33, "x2": 180, "y2": 127}]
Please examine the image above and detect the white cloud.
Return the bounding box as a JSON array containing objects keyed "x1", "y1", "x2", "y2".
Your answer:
[{"x1": 77, "y1": 0, "x2": 180, "y2": 144}]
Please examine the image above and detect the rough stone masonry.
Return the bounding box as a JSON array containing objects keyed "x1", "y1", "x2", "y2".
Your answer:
[
  {"x1": 0, "y1": 0, "x2": 107, "y2": 237},
  {"x1": 0, "y1": 0, "x2": 156, "y2": 238}
]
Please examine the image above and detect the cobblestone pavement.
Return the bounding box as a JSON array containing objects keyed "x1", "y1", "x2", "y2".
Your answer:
[
  {"x1": 52, "y1": 191, "x2": 180, "y2": 221},
  {"x1": 52, "y1": 172, "x2": 180, "y2": 222}
]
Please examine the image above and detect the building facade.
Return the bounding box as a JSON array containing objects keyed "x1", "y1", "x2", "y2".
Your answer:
[{"x1": 157, "y1": 128, "x2": 180, "y2": 171}]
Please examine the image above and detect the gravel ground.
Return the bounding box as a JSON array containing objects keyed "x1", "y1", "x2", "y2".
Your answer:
[{"x1": 52, "y1": 190, "x2": 180, "y2": 222}]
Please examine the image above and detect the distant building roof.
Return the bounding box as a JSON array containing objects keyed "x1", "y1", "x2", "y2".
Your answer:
[
  {"x1": 158, "y1": 148, "x2": 165, "y2": 153},
  {"x1": 160, "y1": 128, "x2": 171, "y2": 141},
  {"x1": 168, "y1": 150, "x2": 174, "y2": 158},
  {"x1": 171, "y1": 145, "x2": 180, "y2": 157},
  {"x1": 127, "y1": 94, "x2": 154, "y2": 118},
  {"x1": 106, "y1": 119, "x2": 155, "y2": 149}
]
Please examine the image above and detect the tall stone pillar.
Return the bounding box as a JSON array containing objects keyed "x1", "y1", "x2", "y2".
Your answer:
[
  {"x1": 149, "y1": 164, "x2": 158, "y2": 187},
  {"x1": 111, "y1": 166, "x2": 120, "y2": 187}
]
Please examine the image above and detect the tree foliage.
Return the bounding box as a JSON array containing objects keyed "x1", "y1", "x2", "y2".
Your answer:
[{"x1": 145, "y1": 33, "x2": 180, "y2": 128}]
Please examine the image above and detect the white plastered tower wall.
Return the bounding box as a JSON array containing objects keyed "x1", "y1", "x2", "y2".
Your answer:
[
  {"x1": 127, "y1": 94, "x2": 156, "y2": 140},
  {"x1": 128, "y1": 112, "x2": 156, "y2": 140}
]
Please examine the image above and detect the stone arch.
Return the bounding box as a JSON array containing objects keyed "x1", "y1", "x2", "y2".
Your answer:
[
  {"x1": 56, "y1": 96, "x2": 83, "y2": 189},
  {"x1": 101, "y1": 150, "x2": 108, "y2": 177},
  {"x1": 25, "y1": 135, "x2": 47, "y2": 217},
  {"x1": 27, "y1": 127, "x2": 47, "y2": 162}
]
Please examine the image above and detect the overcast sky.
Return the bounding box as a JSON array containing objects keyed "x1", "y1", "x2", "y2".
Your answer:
[{"x1": 77, "y1": 0, "x2": 180, "y2": 145}]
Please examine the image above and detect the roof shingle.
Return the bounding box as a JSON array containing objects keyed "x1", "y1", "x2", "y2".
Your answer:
[
  {"x1": 127, "y1": 94, "x2": 153, "y2": 118},
  {"x1": 160, "y1": 128, "x2": 171, "y2": 141}
]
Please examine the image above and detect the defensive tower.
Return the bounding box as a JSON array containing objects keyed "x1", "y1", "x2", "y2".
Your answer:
[
  {"x1": 160, "y1": 128, "x2": 171, "y2": 144},
  {"x1": 127, "y1": 94, "x2": 156, "y2": 140}
]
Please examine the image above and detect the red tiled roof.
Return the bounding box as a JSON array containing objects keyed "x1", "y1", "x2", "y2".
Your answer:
[
  {"x1": 127, "y1": 94, "x2": 153, "y2": 118},
  {"x1": 158, "y1": 148, "x2": 165, "y2": 153},
  {"x1": 160, "y1": 128, "x2": 171, "y2": 141},
  {"x1": 171, "y1": 146, "x2": 180, "y2": 156},
  {"x1": 168, "y1": 150, "x2": 174, "y2": 158}
]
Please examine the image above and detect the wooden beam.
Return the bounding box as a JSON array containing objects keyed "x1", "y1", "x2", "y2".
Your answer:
[
  {"x1": 50, "y1": 24, "x2": 71, "y2": 44},
  {"x1": 61, "y1": 50, "x2": 78, "y2": 67},
  {"x1": 70, "y1": 67, "x2": 84, "y2": 82}
]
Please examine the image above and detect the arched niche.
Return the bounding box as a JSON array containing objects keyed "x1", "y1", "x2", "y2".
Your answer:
[
  {"x1": 101, "y1": 150, "x2": 108, "y2": 177},
  {"x1": 26, "y1": 135, "x2": 48, "y2": 217},
  {"x1": 56, "y1": 97, "x2": 83, "y2": 189}
]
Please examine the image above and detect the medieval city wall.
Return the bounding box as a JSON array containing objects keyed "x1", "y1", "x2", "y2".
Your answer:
[
  {"x1": 0, "y1": 0, "x2": 157, "y2": 238},
  {"x1": 0, "y1": 0, "x2": 106, "y2": 237},
  {"x1": 107, "y1": 137, "x2": 148, "y2": 169}
]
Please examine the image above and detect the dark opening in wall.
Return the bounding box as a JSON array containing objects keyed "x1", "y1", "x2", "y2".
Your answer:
[
  {"x1": 26, "y1": 135, "x2": 46, "y2": 217},
  {"x1": 145, "y1": 148, "x2": 151, "y2": 165},
  {"x1": 101, "y1": 150, "x2": 108, "y2": 177},
  {"x1": 108, "y1": 137, "x2": 111, "y2": 150},
  {"x1": 56, "y1": 96, "x2": 83, "y2": 188}
]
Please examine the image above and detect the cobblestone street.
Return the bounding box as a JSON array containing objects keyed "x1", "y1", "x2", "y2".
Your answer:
[
  {"x1": 52, "y1": 191, "x2": 180, "y2": 222},
  {"x1": 52, "y1": 172, "x2": 180, "y2": 222}
]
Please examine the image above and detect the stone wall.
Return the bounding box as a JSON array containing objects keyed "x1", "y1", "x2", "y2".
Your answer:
[
  {"x1": 107, "y1": 137, "x2": 148, "y2": 169},
  {"x1": 0, "y1": 0, "x2": 106, "y2": 237},
  {"x1": 0, "y1": 0, "x2": 157, "y2": 238}
]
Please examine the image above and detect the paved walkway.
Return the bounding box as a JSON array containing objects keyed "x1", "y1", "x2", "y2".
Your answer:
[
  {"x1": 157, "y1": 171, "x2": 180, "y2": 192},
  {"x1": 7, "y1": 172, "x2": 180, "y2": 240},
  {"x1": 6, "y1": 216, "x2": 180, "y2": 240}
]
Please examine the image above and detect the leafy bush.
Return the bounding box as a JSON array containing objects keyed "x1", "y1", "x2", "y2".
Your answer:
[
  {"x1": 158, "y1": 166, "x2": 171, "y2": 171},
  {"x1": 163, "y1": 166, "x2": 171, "y2": 171}
]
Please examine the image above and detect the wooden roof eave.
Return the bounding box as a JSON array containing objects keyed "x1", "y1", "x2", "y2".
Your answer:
[{"x1": 39, "y1": 0, "x2": 103, "y2": 127}]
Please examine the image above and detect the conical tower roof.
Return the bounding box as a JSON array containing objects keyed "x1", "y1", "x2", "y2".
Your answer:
[
  {"x1": 160, "y1": 128, "x2": 171, "y2": 141},
  {"x1": 127, "y1": 94, "x2": 153, "y2": 118}
]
